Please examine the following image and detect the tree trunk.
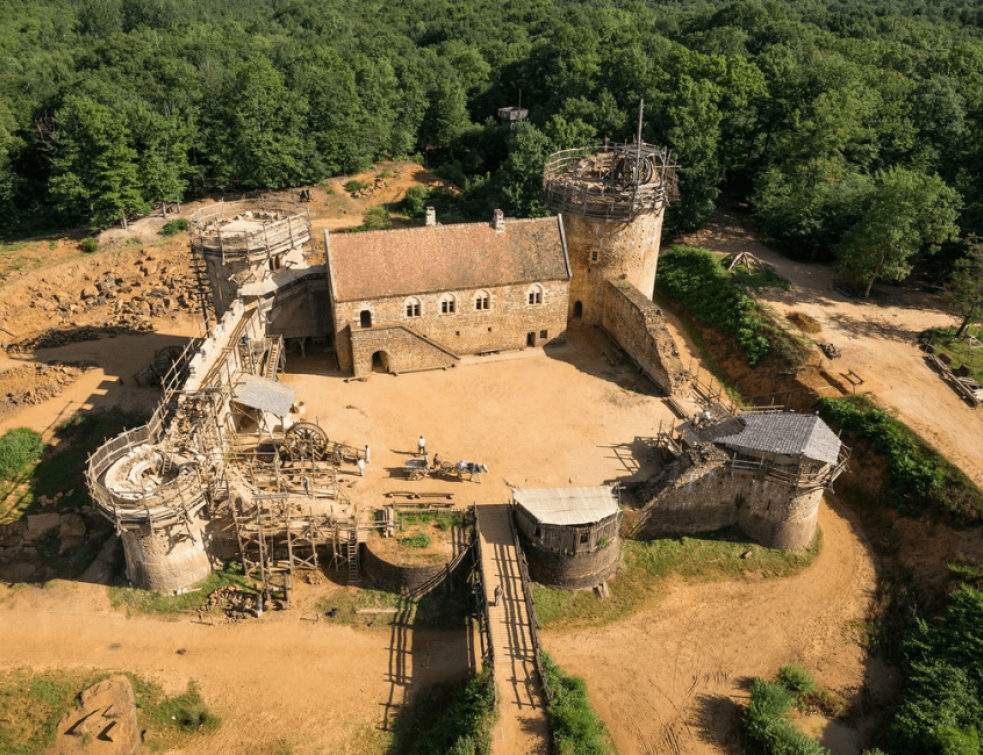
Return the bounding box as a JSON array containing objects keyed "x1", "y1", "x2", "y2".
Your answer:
[
  {"x1": 864, "y1": 277, "x2": 875, "y2": 300},
  {"x1": 956, "y1": 315, "x2": 973, "y2": 339}
]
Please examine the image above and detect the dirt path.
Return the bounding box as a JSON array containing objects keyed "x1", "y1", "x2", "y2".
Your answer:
[
  {"x1": 0, "y1": 580, "x2": 467, "y2": 755},
  {"x1": 681, "y1": 213, "x2": 983, "y2": 487},
  {"x1": 543, "y1": 501, "x2": 879, "y2": 755}
]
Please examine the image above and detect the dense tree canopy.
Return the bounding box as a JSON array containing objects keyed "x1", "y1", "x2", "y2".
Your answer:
[{"x1": 0, "y1": 0, "x2": 982, "y2": 295}]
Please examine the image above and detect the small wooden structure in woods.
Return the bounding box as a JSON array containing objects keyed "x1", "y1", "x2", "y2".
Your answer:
[{"x1": 512, "y1": 486, "x2": 621, "y2": 590}]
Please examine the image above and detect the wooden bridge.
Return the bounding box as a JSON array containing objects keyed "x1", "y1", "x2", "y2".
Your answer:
[{"x1": 475, "y1": 504, "x2": 550, "y2": 755}]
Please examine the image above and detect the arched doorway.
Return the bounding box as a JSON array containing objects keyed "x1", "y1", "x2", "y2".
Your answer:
[
  {"x1": 573, "y1": 300, "x2": 583, "y2": 319},
  {"x1": 360, "y1": 310, "x2": 372, "y2": 328},
  {"x1": 372, "y1": 351, "x2": 390, "y2": 373}
]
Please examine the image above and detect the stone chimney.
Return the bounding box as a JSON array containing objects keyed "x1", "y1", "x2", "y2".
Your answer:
[
  {"x1": 493, "y1": 209, "x2": 505, "y2": 233},
  {"x1": 425, "y1": 206, "x2": 436, "y2": 227}
]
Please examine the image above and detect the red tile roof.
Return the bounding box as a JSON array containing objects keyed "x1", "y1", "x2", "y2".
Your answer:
[{"x1": 327, "y1": 216, "x2": 570, "y2": 302}]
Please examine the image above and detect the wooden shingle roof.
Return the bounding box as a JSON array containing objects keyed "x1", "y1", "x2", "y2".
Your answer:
[
  {"x1": 715, "y1": 413, "x2": 841, "y2": 465},
  {"x1": 326, "y1": 216, "x2": 570, "y2": 302}
]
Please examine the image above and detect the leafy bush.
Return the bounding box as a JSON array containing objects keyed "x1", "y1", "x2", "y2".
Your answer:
[
  {"x1": 398, "y1": 533, "x2": 431, "y2": 548},
  {"x1": 541, "y1": 653, "x2": 615, "y2": 755},
  {"x1": 79, "y1": 237, "x2": 99, "y2": 253},
  {"x1": 345, "y1": 179, "x2": 370, "y2": 193},
  {"x1": 817, "y1": 395, "x2": 983, "y2": 523},
  {"x1": 360, "y1": 205, "x2": 392, "y2": 231},
  {"x1": 160, "y1": 218, "x2": 188, "y2": 236},
  {"x1": 778, "y1": 665, "x2": 817, "y2": 696},
  {"x1": 402, "y1": 185, "x2": 429, "y2": 218},
  {"x1": 745, "y1": 679, "x2": 830, "y2": 755},
  {"x1": 409, "y1": 669, "x2": 495, "y2": 755},
  {"x1": 656, "y1": 246, "x2": 771, "y2": 366},
  {"x1": 0, "y1": 427, "x2": 44, "y2": 480}
]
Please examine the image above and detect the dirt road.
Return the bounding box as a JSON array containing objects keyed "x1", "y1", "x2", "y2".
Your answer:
[
  {"x1": 682, "y1": 213, "x2": 983, "y2": 487},
  {"x1": 543, "y1": 501, "x2": 879, "y2": 754}
]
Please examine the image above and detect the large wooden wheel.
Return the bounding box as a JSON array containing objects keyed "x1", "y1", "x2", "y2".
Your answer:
[{"x1": 283, "y1": 422, "x2": 329, "y2": 461}]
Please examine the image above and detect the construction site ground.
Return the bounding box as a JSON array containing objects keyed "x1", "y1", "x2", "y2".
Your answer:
[{"x1": 0, "y1": 181, "x2": 976, "y2": 753}]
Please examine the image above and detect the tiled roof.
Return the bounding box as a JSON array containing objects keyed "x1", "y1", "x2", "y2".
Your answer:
[
  {"x1": 513, "y1": 487, "x2": 620, "y2": 526},
  {"x1": 327, "y1": 216, "x2": 570, "y2": 302},
  {"x1": 714, "y1": 413, "x2": 842, "y2": 465}
]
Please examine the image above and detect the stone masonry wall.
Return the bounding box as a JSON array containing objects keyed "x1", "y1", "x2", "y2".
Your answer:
[
  {"x1": 601, "y1": 280, "x2": 690, "y2": 396},
  {"x1": 350, "y1": 325, "x2": 457, "y2": 375},
  {"x1": 121, "y1": 516, "x2": 212, "y2": 592},
  {"x1": 520, "y1": 532, "x2": 620, "y2": 590},
  {"x1": 562, "y1": 212, "x2": 665, "y2": 326},
  {"x1": 334, "y1": 279, "x2": 569, "y2": 374},
  {"x1": 635, "y1": 447, "x2": 822, "y2": 549},
  {"x1": 737, "y1": 483, "x2": 824, "y2": 549},
  {"x1": 362, "y1": 539, "x2": 471, "y2": 595}
]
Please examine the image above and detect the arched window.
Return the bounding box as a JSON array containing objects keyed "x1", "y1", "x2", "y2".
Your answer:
[
  {"x1": 440, "y1": 293, "x2": 457, "y2": 315},
  {"x1": 527, "y1": 284, "x2": 544, "y2": 305},
  {"x1": 474, "y1": 290, "x2": 491, "y2": 311},
  {"x1": 404, "y1": 297, "x2": 422, "y2": 318}
]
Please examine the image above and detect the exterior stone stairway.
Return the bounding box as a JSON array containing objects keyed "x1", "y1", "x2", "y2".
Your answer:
[{"x1": 476, "y1": 504, "x2": 549, "y2": 755}]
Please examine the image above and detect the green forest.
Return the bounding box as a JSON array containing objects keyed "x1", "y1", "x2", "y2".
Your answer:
[
  {"x1": 3, "y1": 0, "x2": 983, "y2": 291},
  {"x1": 5, "y1": 1, "x2": 983, "y2": 752}
]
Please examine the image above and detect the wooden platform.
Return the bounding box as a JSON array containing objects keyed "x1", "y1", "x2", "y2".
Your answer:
[{"x1": 476, "y1": 504, "x2": 549, "y2": 755}]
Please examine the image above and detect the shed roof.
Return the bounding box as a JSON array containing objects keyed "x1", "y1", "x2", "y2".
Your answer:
[
  {"x1": 714, "y1": 413, "x2": 841, "y2": 465},
  {"x1": 327, "y1": 216, "x2": 570, "y2": 302},
  {"x1": 233, "y1": 375, "x2": 295, "y2": 416},
  {"x1": 512, "y1": 487, "x2": 619, "y2": 526}
]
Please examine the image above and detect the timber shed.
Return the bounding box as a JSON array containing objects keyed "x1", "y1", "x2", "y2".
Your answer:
[{"x1": 512, "y1": 486, "x2": 621, "y2": 590}]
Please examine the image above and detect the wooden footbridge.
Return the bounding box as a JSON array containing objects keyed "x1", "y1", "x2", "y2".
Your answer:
[{"x1": 475, "y1": 504, "x2": 550, "y2": 755}]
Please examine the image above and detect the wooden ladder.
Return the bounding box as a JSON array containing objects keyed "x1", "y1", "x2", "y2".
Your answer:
[
  {"x1": 346, "y1": 530, "x2": 360, "y2": 584},
  {"x1": 264, "y1": 338, "x2": 282, "y2": 378}
]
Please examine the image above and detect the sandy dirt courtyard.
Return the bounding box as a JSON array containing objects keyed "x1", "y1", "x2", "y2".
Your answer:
[{"x1": 0, "y1": 325, "x2": 878, "y2": 754}]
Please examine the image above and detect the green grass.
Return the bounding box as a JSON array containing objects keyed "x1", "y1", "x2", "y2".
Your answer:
[
  {"x1": 345, "y1": 178, "x2": 371, "y2": 193},
  {"x1": 396, "y1": 510, "x2": 462, "y2": 531},
  {"x1": 729, "y1": 261, "x2": 790, "y2": 291},
  {"x1": 927, "y1": 325, "x2": 983, "y2": 387},
  {"x1": 541, "y1": 653, "x2": 616, "y2": 755},
  {"x1": 533, "y1": 529, "x2": 822, "y2": 631},
  {"x1": 0, "y1": 668, "x2": 219, "y2": 755},
  {"x1": 109, "y1": 562, "x2": 250, "y2": 616}
]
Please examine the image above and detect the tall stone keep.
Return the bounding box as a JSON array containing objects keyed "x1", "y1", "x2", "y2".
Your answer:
[{"x1": 542, "y1": 138, "x2": 678, "y2": 325}]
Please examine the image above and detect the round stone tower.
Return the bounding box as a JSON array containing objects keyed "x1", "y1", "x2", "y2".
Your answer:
[
  {"x1": 542, "y1": 138, "x2": 678, "y2": 325},
  {"x1": 189, "y1": 199, "x2": 312, "y2": 324},
  {"x1": 87, "y1": 428, "x2": 213, "y2": 592}
]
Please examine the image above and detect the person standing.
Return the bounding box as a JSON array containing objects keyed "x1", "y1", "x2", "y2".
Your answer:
[
  {"x1": 418, "y1": 435, "x2": 426, "y2": 456},
  {"x1": 357, "y1": 458, "x2": 366, "y2": 476}
]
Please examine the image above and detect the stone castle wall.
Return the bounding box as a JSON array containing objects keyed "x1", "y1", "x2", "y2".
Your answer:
[
  {"x1": 334, "y1": 279, "x2": 569, "y2": 374},
  {"x1": 362, "y1": 539, "x2": 472, "y2": 595},
  {"x1": 635, "y1": 447, "x2": 823, "y2": 549},
  {"x1": 520, "y1": 533, "x2": 620, "y2": 590},
  {"x1": 601, "y1": 280, "x2": 690, "y2": 396},
  {"x1": 120, "y1": 516, "x2": 212, "y2": 593},
  {"x1": 562, "y1": 212, "x2": 665, "y2": 325}
]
